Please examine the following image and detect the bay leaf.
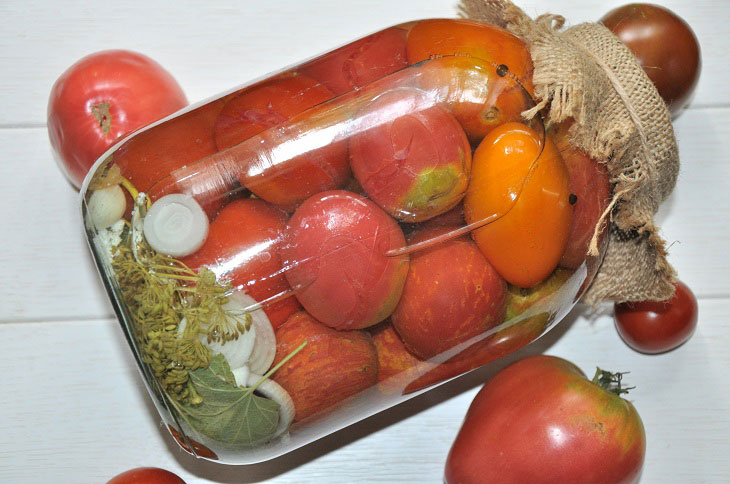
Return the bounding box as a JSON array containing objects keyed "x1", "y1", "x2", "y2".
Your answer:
[{"x1": 176, "y1": 355, "x2": 280, "y2": 447}]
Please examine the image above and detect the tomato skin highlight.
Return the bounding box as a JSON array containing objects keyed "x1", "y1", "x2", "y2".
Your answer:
[
  {"x1": 445, "y1": 355, "x2": 646, "y2": 484},
  {"x1": 614, "y1": 280, "x2": 698, "y2": 354},
  {"x1": 48, "y1": 50, "x2": 187, "y2": 188}
]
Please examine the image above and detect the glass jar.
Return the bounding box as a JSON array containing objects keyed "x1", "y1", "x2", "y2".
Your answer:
[{"x1": 81, "y1": 18, "x2": 608, "y2": 464}]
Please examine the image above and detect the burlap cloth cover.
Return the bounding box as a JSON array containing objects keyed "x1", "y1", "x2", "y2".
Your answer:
[{"x1": 459, "y1": 0, "x2": 679, "y2": 304}]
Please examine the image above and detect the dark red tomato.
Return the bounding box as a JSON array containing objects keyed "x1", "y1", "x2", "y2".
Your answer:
[
  {"x1": 445, "y1": 355, "x2": 645, "y2": 484},
  {"x1": 181, "y1": 198, "x2": 300, "y2": 330},
  {"x1": 213, "y1": 75, "x2": 350, "y2": 210},
  {"x1": 106, "y1": 467, "x2": 185, "y2": 484},
  {"x1": 601, "y1": 3, "x2": 701, "y2": 114},
  {"x1": 48, "y1": 50, "x2": 187, "y2": 188},
  {"x1": 614, "y1": 279, "x2": 698, "y2": 354},
  {"x1": 301, "y1": 26, "x2": 408, "y2": 95}
]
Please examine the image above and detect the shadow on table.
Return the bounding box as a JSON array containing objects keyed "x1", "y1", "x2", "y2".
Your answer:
[{"x1": 139, "y1": 303, "x2": 592, "y2": 482}]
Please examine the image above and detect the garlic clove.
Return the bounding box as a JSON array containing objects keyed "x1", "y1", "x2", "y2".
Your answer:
[
  {"x1": 143, "y1": 193, "x2": 209, "y2": 257},
  {"x1": 247, "y1": 373, "x2": 295, "y2": 439},
  {"x1": 88, "y1": 185, "x2": 126, "y2": 229},
  {"x1": 231, "y1": 365, "x2": 251, "y2": 387}
]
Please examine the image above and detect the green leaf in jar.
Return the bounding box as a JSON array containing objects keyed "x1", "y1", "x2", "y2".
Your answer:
[{"x1": 174, "y1": 355, "x2": 280, "y2": 447}]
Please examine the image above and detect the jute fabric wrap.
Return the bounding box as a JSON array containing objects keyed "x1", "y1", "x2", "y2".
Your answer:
[{"x1": 460, "y1": 0, "x2": 679, "y2": 303}]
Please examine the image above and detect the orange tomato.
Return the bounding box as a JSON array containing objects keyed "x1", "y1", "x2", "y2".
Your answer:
[
  {"x1": 464, "y1": 122, "x2": 572, "y2": 288},
  {"x1": 414, "y1": 56, "x2": 530, "y2": 144},
  {"x1": 406, "y1": 19, "x2": 534, "y2": 95}
]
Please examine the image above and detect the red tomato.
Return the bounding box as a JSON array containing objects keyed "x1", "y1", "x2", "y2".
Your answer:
[
  {"x1": 614, "y1": 280, "x2": 698, "y2": 354},
  {"x1": 391, "y1": 225, "x2": 506, "y2": 359},
  {"x1": 413, "y1": 56, "x2": 530, "y2": 145},
  {"x1": 282, "y1": 190, "x2": 409, "y2": 330},
  {"x1": 349, "y1": 89, "x2": 471, "y2": 222},
  {"x1": 48, "y1": 50, "x2": 187, "y2": 188},
  {"x1": 214, "y1": 75, "x2": 350, "y2": 210},
  {"x1": 550, "y1": 120, "x2": 612, "y2": 270},
  {"x1": 181, "y1": 198, "x2": 300, "y2": 330},
  {"x1": 272, "y1": 311, "x2": 378, "y2": 421},
  {"x1": 300, "y1": 26, "x2": 408, "y2": 95},
  {"x1": 445, "y1": 355, "x2": 646, "y2": 484},
  {"x1": 106, "y1": 467, "x2": 185, "y2": 484},
  {"x1": 115, "y1": 95, "x2": 231, "y2": 219},
  {"x1": 370, "y1": 322, "x2": 432, "y2": 385},
  {"x1": 601, "y1": 3, "x2": 701, "y2": 114}
]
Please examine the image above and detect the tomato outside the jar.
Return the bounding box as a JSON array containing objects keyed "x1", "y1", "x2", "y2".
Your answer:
[{"x1": 614, "y1": 280, "x2": 698, "y2": 354}]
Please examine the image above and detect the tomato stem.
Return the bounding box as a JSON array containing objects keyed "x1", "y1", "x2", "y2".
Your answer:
[
  {"x1": 591, "y1": 368, "x2": 635, "y2": 395},
  {"x1": 91, "y1": 102, "x2": 112, "y2": 135}
]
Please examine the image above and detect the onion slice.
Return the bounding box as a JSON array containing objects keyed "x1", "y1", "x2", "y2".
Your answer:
[
  {"x1": 228, "y1": 292, "x2": 276, "y2": 375},
  {"x1": 247, "y1": 373, "x2": 295, "y2": 438},
  {"x1": 143, "y1": 193, "x2": 209, "y2": 257}
]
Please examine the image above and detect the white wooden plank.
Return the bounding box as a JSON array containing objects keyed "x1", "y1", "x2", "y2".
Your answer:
[
  {"x1": 0, "y1": 0, "x2": 725, "y2": 127},
  {"x1": 0, "y1": 128, "x2": 112, "y2": 321},
  {"x1": 0, "y1": 298, "x2": 727, "y2": 483},
  {"x1": 0, "y1": 1, "x2": 728, "y2": 483},
  {"x1": 657, "y1": 106, "x2": 730, "y2": 297}
]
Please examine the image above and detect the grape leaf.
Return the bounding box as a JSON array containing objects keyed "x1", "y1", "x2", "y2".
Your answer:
[{"x1": 175, "y1": 355, "x2": 280, "y2": 447}]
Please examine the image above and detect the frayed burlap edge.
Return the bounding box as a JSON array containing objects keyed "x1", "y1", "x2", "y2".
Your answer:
[{"x1": 459, "y1": 0, "x2": 679, "y2": 304}]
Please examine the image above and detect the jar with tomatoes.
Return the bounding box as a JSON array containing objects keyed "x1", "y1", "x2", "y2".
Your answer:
[{"x1": 81, "y1": 18, "x2": 609, "y2": 464}]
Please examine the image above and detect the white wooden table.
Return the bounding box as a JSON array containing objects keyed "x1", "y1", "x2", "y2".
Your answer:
[{"x1": 1, "y1": 1, "x2": 728, "y2": 482}]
